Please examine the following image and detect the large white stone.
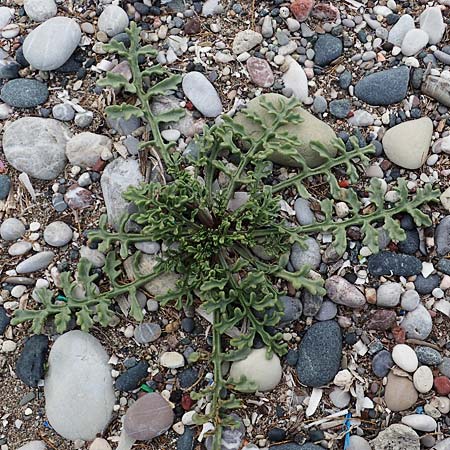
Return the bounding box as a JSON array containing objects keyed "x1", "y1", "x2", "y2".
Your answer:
[
  {"x1": 382, "y1": 117, "x2": 433, "y2": 169},
  {"x1": 282, "y1": 56, "x2": 308, "y2": 102},
  {"x1": 401, "y1": 29, "x2": 429, "y2": 56},
  {"x1": 388, "y1": 14, "x2": 415, "y2": 46},
  {"x1": 44, "y1": 331, "x2": 115, "y2": 441},
  {"x1": 0, "y1": 7, "x2": 13, "y2": 29},
  {"x1": 420, "y1": 6, "x2": 446, "y2": 45},
  {"x1": 24, "y1": 0, "x2": 57, "y2": 22},
  {"x1": 392, "y1": 344, "x2": 418, "y2": 372},
  {"x1": 98, "y1": 5, "x2": 129, "y2": 37},
  {"x1": 23, "y1": 17, "x2": 81, "y2": 70},
  {"x1": 3, "y1": 117, "x2": 71, "y2": 180},
  {"x1": 413, "y1": 365, "x2": 433, "y2": 393},
  {"x1": 401, "y1": 414, "x2": 437, "y2": 432},
  {"x1": 229, "y1": 347, "x2": 282, "y2": 392}
]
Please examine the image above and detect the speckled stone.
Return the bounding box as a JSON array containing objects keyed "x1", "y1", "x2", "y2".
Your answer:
[{"x1": 1, "y1": 79, "x2": 48, "y2": 108}]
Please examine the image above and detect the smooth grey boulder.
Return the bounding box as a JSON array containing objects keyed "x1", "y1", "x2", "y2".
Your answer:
[
  {"x1": 24, "y1": 0, "x2": 57, "y2": 22},
  {"x1": 44, "y1": 331, "x2": 115, "y2": 440},
  {"x1": 3, "y1": 117, "x2": 71, "y2": 180},
  {"x1": 100, "y1": 158, "x2": 144, "y2": 228},
  {"x1": 23, "y1": 17, "x2": 81, "y2": 71},
  {"x1": 16, "y1": 251, "x2": 55, "y2": 274}
]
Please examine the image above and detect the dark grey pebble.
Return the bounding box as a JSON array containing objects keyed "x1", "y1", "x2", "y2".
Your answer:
[
  {"x1": 302, "y1": 292, "x2": 323, "y2": 317},
  {"x1": 415, "y1": 346, "x2": 442, "y2": 366},
  {"x1": 314, "y1": 34, "x2": 343, "y2": 66},
  {"x1": 354, "y1": 66, "x2": 410, "y2": 106},
  {"x1": 179, "y1": 367, "x2": 199, "y2": 389},
  {"x1": 0, "y1": 174, "x2": 11, "y2": 200},
  {"x1": 296, "y1": 320, "x2": 342, "y2": 387},
  {"x1": 372, "y1": 349, "x2": 393, "y2": 378},
  {"x1": 268, "y1": 428, "x2": 287, "y2": 442},
  {"x1": 115, "y1": 360, "x2": 149, "y2": 391},
  {"x1": 0, "y1": 61, "x2": 20, "y2": 79},
  {"x1": 339, "y1": 70, "x2": 352, "y2": 89},
  {"x1": 181, "y1": 317, "x2": 195, "y2": 333},
  {"x1": 285, "y1": 348, "x2": 299, "y2": 366},
  {"x1": 329, "y1": 99, "x2": 351, "y2": 118},
  {"x1": 279, "y1": 295, "x2": 303, "y2": 325},
  {"x1": 397, "y1": 229, "x2": 419, "y2": 255},
  {"x1": 0, "y1": 306, "x2": 10, "y2": 335},
  {"x1": 414, "y1": 274, "x2": 440, "y2": 295},
  {"x1": 1, "y1": 78, "x2": 49, "y2": 108},
  {"x1": 15, "y1": 335, "x2": 49, "y2": 387},
  {"x1": 367, "y1": 252, "x2": 422, "y2": 277},
  {"x1": 177, "y1": 427, "x2": 195, "y2": 450},
  {"x1": 435, "y1": 216, "x2": 450, "y2": 256},
  {"x1": 437, "y1": 259, "x2": 450, "y2": 275}
]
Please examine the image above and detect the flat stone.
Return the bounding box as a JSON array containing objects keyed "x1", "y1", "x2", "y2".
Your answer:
[
  {"x1": 314, "y1": 34, "x2": 342, "y2": 66},
  {"x1": 1, "y1": 218, "x2": 25, "y2": 241},
  {"x1": 315, "y1": 300, "x2": 337, "y2": 321},
  {"x1": 64, "y1": 185, "x2": 93, "y2": 209},
  {"x1": 134, "y1": 323, "x2": 161, "y2": 344},
  {"x1": 235, "y1": 93, "x2": 337, "y2": 168},
  {"x1": 384, "y1": 373, "x2": 418, "y2": 412},
  {"x1": 435, "y1": 215, "x2": 450, "y2": 256},
  {"x1": 401, "y1": 414, "x2": 437, "y2": 432},
  {"x1": 367, "y1": 309, "x2": 397, "y2": 331},
  {"x1": 0, "y1": 60, "x2": 20, "y2": 79},
  {"x1": 115, "y1": 360, "x2": 149, "y2": 392},
  {"x1": 325, "y1": 275, "x2": 366, "y2": 308},
  {"x1": 1, "y1": 79, "x2": 48, "y2": 108},
  {"x1": 15, "y1": 335, "x2": 48, "y2": 387},
  {"x1": 0, "y1": 174, "x2": 11, "y2": 200},
  {"x1": 355, "y1": 66, "x2": 410, "y2": 106},
  {"x1": 23, "y1": 17, "x2": 81, "y2": 71},
  {"x1": 367, "y1": 252, "x2": 422, "y2": 277},
  {"x1": 370, "y1": 424, "x2": 420, "y2": 450},
  {"x1": 282, "y1": 56, "x2": 308, "y2": 101},
  {"x1": 0, "y1": 7, "x2": 13, "y2": 29},
  {"x1": 17, "y1": 442, "x2": 47, "y2": 450},
  {"x1": 66, "y1": 132, "x2": 112, "y2": 168},
  {"x1": 392, "y1": 344, "x2": 418, "y2": 372},
  {"x1": 3, "y1": 117, "x2": 70, "y2": 180},
  {"x1": 101, "y1": 158, "x2": 144, "y2": 228},
  {"x1": 16, "y1": 251, "x2": 55, "y2": 274},
  {"x1": 296, "y1": 320, "x2": 342, "y2": 387},
  {"x1": 179, "y1": 367, "x2": 198, "y2": 389},
  {"x1": 329, "y1": 387, "x2": 351, "y2": 408},
  {"x1": 232, "y1": 30, "x2": 263, "y2": 54},
  {"x1": 413, "y1": 366, "x2": 433, "y2": 393},
  {"x1": 400, "y1": 304, "x2": 432, "y2": 340},
  {"x1": 290, "y1": 237, "x2": 321, "y2": 270},
  {"x1": 401, "y1": 29, "x2": 429, "y2": 56},
  {"x1": 382, "y1": 118, "x2": 432, "y2": 169},
  {"x1": 329, "y1": 99, "x2": 351, "y2": 119},
  {"x1": 247, "y1": 56, "x2": 274, "y2": 88},
  {"x1": 302, "y1": 291, "x2": 323, "y2": 317},
  {"x1": 90, "y1": 438, "x2": 112, "y2": 450},
  {"x1": 229, "y1": 347, "x2": 282, "y2": 392},
  {"x1": 290, "y1": 0, "x2": 314, "y2": 22},
  {"x1": 388, "y1": 14, "x2": 415, "y2": 46},
  {"x1": 24, "y1": 0, "x2": 57, "y2": 22},
  {"x1": 98, "y1": 5, "x2": 129, "y2": 37},
  {"x1": 372, "y1": 350, "x2": 394, "y2": 377},
  {"x1": 160, "y1": 351, "x2": 185, "y2": 369},
  {"x1": 434, "y1": 376, "x2": 450, "y2": 395},
  {"x1": 43, "y1": 221, "x2": 72, "y2": 247},
  {"x1": 8, "y1": 241, "x2": 32, "y2": 256},
  {"x1": 45, "y1": 331, "x2": 115, "y2": 440},
  {"x1": 348, "y1": 109, "x2": 374, "y2": 127},
  {"x1": 182, "y1": 72, "x2": 222, "y2": 118},
  {"x1": 124, "y1": 392, "x2": 174, "y2": 440},
  {"x1": 377, "y1": 282, "x2": 402, "y2": 307},
  {"x1": 52, "y1": 103, "x2": 75, "y2": 121},
  {"x1": 420, "y1": 6, "x2": 445, "y2": 45}
]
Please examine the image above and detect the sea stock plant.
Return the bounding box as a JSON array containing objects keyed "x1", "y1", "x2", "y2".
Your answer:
[{"x1": 12, "y1": 23, "x2": 439, "y2": 450}]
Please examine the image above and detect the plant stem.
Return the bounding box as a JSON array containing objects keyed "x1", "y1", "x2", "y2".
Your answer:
[{"x1": 211, "y1": 308, "x2": 224, "y2": 450}]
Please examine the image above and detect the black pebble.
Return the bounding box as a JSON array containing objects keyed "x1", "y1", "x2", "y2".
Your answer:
[
  {"x1": 16, "y1": 335, "x2": 49, "y2": 387},
  {"x1": 115, "y1": 360, "x2": 149, "y2": 391}
]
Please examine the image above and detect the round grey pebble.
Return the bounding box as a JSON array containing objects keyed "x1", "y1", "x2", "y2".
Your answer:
[
  {"x1": 1, "y1": 218, "x2": 26, "y2": 240},
  {"x1": 43, "y1": 221, "x2": 73, "y2": 247},
  {"x1": 1, "y1": 78, "x2": 49, "y2": 108},
  {"x1": 401, "y1": 290, "x2": 420, "y2": 311},
  {"x1": 74, "y1": 111, "x2": 93, "y2": 128},
  {"x1": 372, "y1": 349, "x2": 393, "y2": 378},
  {"x1": 315, "y1": 300, "x2": 337, "y2": 321},
  {"x1": 134, "y1": 323, "x2": 161, "y2": 344},
  {"x1": 439, "y1": 357, "x2": 450, "y2": 378},
  {"x1": 146, "y1": 299, "x2": 159, "y2": 312},
  {"x1": 312, "y1": 96, "x2": 327, "y2": 114},
  {"x1": 8, "y1": 241, "x2": 32, "y2": 256},
  {"x1": 52, "y1": 103, "x2": 75, "y2": 121},
  {"x1": 290, "y1": 237, "x2": 321, "y2": 271}
]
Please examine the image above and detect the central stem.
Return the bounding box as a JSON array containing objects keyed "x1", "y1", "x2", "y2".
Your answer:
[{"x1": 211, "y1": 309, "x2": 224, "y2": 450}]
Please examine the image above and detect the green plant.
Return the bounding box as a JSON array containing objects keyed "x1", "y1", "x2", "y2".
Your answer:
[{"x1": 12, "y1": 23, "x2": 439, "y2": 450}]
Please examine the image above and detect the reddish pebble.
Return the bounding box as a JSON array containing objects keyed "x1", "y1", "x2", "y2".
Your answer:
[
  {"x1": 92, "y1": 158, "x2": 107, "y2": 172},
  {"x1": 246, "y1": 57, "x2": 274, "y2": 88},
  {"x1": 338, "y1": 179, "x2": 350, "y2": 188},
  {"x1": 64, "y1": 185, "x2": 94, "y2": 210},
  {"x1": 311, "y1": 3, "x2": 340, "y2": 21},
  {"x1": 184, "y1": 18, "x2": 201, "y2": 35},
  {"x1": 181, "y1": 393, "x2": 194, "y2": 410},
  {"x1": 391, "y1": 326, "x2": 406, "y2": 344},
  {"x1": 290, "y1": 0, "x2": 315, "y2": 22},
  {"x1": 434, "y1": 376, "x2": 450, "y2": 395},
  {"x1": 367, "y1": 310, "x2": 396, "y2": 331}
]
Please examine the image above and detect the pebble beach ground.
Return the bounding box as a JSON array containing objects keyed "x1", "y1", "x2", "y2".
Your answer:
[{"x1": 3, "y1": 0, "x2": 450, "y2": 449}]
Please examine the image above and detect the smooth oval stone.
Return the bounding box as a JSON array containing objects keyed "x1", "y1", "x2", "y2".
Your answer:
[
  {"x1": 413, "y1": 366, "x2": 433, "y2": 393},
  {"x1": 415, "y1": 346, "x2": 442, "y2": 366},
  {"x1": 43, "y1": 221, "x2": 73, "y2": 247},
  {"x1": 229, "y1": 347, "x2": 282, "y2": 392},
  {"x1": 115, "y1": 360, "x2": 149, "y2": 392},
  {"x1": 392, "y1": 344, "x2": 418, "y2": 372},
  {"x1": 388, "y1": 14, "x2": 415, "y2": 46},
  {"x1": 16, "y1": 251, "x2": 55, "y2": 274},
  {"x1": 1, "y1": 79, "x2": 48, "y2": 108},
  {"x1": 348, "y1": 436, "x2": 371, "y2": 450},
  {"x1": 420, "y1": 6, "x2": 445, "y2": 45},
  {"x1": 89, "y1": 438, "x2": 112, "y2": 450},
  {"x1": 384, "y1": 373, "x2": 418, "y2": 412},
  {"x1": 354, "y1": 66, "x2": 410, "y2": 106},
  {"x1": 134, "y1": 323, "x2": 161, "y2": 344},
  {"x1": 45, "y1": 331, "x2": 115, "y2": 440},
  {"x1": 282, "y1": 56, "x2": 308, "y2": 101},
  {"x1": 401, "y1": 414, "x2": 437, "y2": 432},
  {"x1": 247, "y1": 56, "x2": 274, "y2": 88},
  {"x1": 24, "y1": 0, "x2": 57, "y2": 22},
  {"x1": 0, "y1": 218, "x2": 25, "y2": 241},
  {"x1": 124, "y1": 392, "x2": 174, "y2": 440},
  {"x1": 296, "y1": 320, "x2": 342, "y2": 387},
  {"x1": 401, "y1": 29, "x2": 429, "y2": 56},
  {"x1": 325, "y1": 275, "x2": 366, "y2": 308},
  {"x1": 279, "y1": 295, "x2": 303, "y2": 325},
  {"x1": 367, "y1": 252, "x2": 422, "y2": 277},
  {"x1": 372, "y1": 350, "x2": 394, "y2": 378},
  {"x1": 182, "y1": 71, "x2": 223, "y2": 118},
  {"x1": 314, "y1": 34, "x2": 343, "y2": 66},
  {"x1": 290, "y1": 237, "x2": 321, "y2": 270},
  {"x1": 3, "y1": 117, "x2": 71, "y2": 180},
  {"x1": 23, "y1": 17, "x2": 81, "y2": 71},
  {"x1": 98, "y1": 5, "x2": 129, "y2": 37},
  {"x1": 377, "y1": 282, "x2": 402, "y2": 307},
  {"x1": 8, "y1": 241, "x2": 32, "y2": 256}
]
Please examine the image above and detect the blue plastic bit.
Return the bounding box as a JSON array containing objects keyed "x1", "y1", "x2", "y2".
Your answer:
[{"x1": 343, "y1": 412, "x2": 352, "y2": 449}]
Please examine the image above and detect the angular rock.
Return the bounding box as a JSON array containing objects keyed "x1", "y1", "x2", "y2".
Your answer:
[
  {"x1": 134, "y1": 323, "x2": 161, "y2": 344},
  {"x1": 3, "y1": 117, "x2": 70, "y2": 180},
  {"x1": 1, "y1": 79, "x2": 48, "y2": 108},
  {"x1": 232, "y1": 30, "x2": 263, "y2": 54},
  {"x1": 45, "y1": 331, "x2": 115, "y2": 440},
  {"x1": 355, "y1": 66, "x2": 410, "y2": 106},
  {"x1": 296, "y1": 320, "x2": 342, "y2": 387},
  {"x1": 367, "y1": 309, "x2": 397, "y2": 331},
  {"x1": 302, "y1": 291, "x2": 323, "y2": 317},
  {"x1": 66, "y1": 132, "x2": 111, "y2": 168},
  {"x1": 229, "y1": 347, "x2": 282, "y2": 392},
  {"x1": 101, "y1": 158, "x2": 144, "y2": 228},
  {"x1": 384, "y1": 373, "x2": 418, "y2": 412},
  {"x1": 279, "y1": 296, "x2": 303, "y2": 325},
  {"x1": 235, "y1": 93, "x2": 337, "y2": 168},
  {"x1": 247, "y1": 56, "x2": 274, "y2": 88},
  {"x1": 435, "y1": 215, "x2": 450, "y2": 256},
  {"x1": 182, "y1": 71, "x2": 223, "y2": 118},
  {"x1": 388, "y1": 14, "x2": 415, "y2": 46},
  {"x1": 325, "y1": 275, "x2": 365, "y2": 308},
  {"x1": 23, "y1": 17, "x2": 81, "y2": 71},
  {"x1": 124, "y1": 392, "x2": 174, "y2": 440},
  {"x1": 16, "y1": 335, "x2": 49, "y2": 387},
  {"x1": 400, "y1": 304, "x2": 432, "y2": 340},
  {"x1": 367, "y1": 252, "x2": 422, "y2": 277},
  {"x1": 420, "y1": 6, "x2": 445, "y2": 45},
  {"x1": 372, "y1": 350, "x2": 394, "y2": 377},
  {"x1": 382, "y1": 118, "x2": 432, "y2": 169},
  {"x1": 290, "y1": 0, "x2": 314, "y2": 22},
  {"x1": 370, "y1": 424, "x2": 420, "y2": 450},
  {"x1": 0, "y1": 306, "x2": 10, "y2": 335}
]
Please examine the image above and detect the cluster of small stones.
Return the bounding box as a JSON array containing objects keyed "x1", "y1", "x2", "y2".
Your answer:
[{"x1": 3, "y1": 0, "x2": 450, "y2": 450}]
